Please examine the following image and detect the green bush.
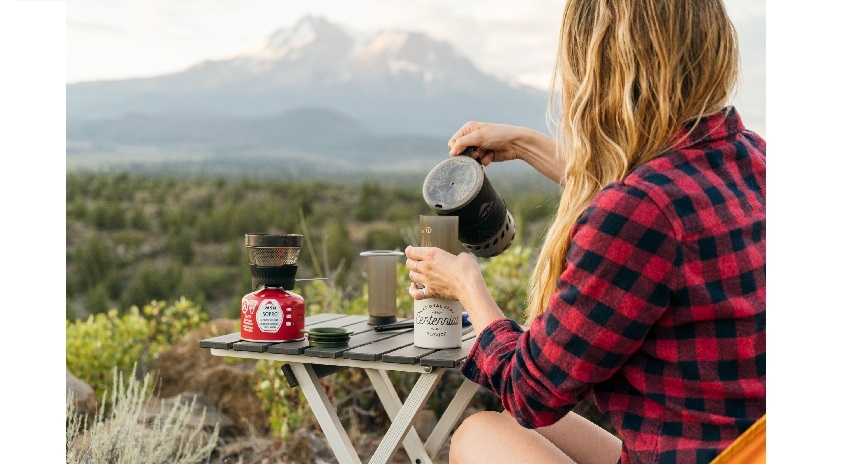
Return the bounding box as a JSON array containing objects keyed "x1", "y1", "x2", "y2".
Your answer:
[
  {"x1": 140, "y1": 297, "x2": 209, "y2": 350},
  {"x1": 85, "y1": 284, "x2": 110, "y2": 315},
  {"x1": 91, "y1": 201, "x2": 128, "y2": 230},
  {"x1": 363, "y1": 227, "x2": 406, "y2": 251},
  {"x1": 479, "y1": 245, "x2": 534, "y2": 322},
  {"x1": 129, "y1": 206, "x2": 151, "y2": 231},
  {"x1": 66, "y1": 298, "x2": 208, "y2": 402},
  {"x1": 66, "y1": 308, "x2": 151, "y2": 402},
  {"x1": 167, "y1": 231, "x2": 195, "y2": 264},
  {"x1": 71, "y1": 235, "x2": 117, "y2": 293},
  {"x1": 253, "y1": 361, "x2": 316, "y2": 440},
  {"x1": 120, "y1": 263, "x2": 184, "y2": 310},
  {"x1": 188, "y1": 267, "x2": 238, "y2": 300}
]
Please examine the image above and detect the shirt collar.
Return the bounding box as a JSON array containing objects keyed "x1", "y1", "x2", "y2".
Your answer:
[{"x1": 670, "y1": 106, "x2": 745, "y2": 151}]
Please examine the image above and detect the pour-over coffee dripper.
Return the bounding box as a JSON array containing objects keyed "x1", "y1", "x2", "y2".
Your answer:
[{"x1": 246, "y1": 233, "x2": 302, "y2": 289}]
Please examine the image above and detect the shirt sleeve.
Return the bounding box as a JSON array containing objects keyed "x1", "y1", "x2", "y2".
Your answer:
[{"x1": 460, "y1": 182, "x2": 680, "y2": 428}]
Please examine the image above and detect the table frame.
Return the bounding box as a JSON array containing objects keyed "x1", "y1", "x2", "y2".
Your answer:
[{"x1": 203, "y1": 313, "x2": 480, "y2": 464}]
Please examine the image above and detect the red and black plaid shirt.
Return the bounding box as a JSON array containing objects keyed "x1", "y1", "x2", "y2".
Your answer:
[{"x1": 460, "y1": 107, "x2": 766, "y2": 464}]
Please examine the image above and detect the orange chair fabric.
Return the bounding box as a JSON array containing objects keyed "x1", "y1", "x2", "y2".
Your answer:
[{"x1": 710, "y1": 414, "x2": 766, "y2": 463}]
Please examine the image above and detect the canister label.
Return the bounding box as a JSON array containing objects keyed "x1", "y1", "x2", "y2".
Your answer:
[
  {"x1": 255, "y1": 299, "x2": 283, "y2": 333},
  {"x1": 240, "y1": 287, "x2": 305, "y2": 342}
]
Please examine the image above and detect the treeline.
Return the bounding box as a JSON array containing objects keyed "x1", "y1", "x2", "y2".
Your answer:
[{"x1": 66, "y1": 171, "x2": 561, "y2": 321}]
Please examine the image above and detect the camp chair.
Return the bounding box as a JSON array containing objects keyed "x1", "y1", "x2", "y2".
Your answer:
[{"x1": 710, "y1": 414, "x2": 766, "y2": 463}]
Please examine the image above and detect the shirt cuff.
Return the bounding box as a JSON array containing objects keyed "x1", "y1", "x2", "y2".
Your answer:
[{"x1": 459, "y1": 317, "x2": 523, "y2": 389}]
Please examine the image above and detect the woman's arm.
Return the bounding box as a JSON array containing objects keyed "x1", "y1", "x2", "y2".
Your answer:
[{"x1": 448, "y1": 122, "x2": 565, "y2": 185}]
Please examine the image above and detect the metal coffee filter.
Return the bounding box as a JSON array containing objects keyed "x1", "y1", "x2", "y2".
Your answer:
[
  {"x1": 247, "y1": 247, "x2": 301, "y2": 266},
  {"x1": 245, "y1": 234, "x2": 303, "y2": 266}
]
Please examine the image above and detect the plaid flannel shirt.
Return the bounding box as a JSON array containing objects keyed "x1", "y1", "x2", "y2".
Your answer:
[{"x1": 460, "y1": 107, "x2": 766, "y2": 464}]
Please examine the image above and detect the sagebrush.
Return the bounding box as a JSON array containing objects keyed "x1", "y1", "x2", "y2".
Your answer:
[{"x1": 66, "y1": 366, "x2": 219, "y2": 464}]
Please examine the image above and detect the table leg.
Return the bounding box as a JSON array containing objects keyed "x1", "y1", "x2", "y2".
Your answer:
[
  {"x1": 365, "y1": 369, "x2": 434, "y2": 464},
  {"x1": 367, "y1": 369, "x2": 445, "y2": 464},
  {"x1": 288, "y1": 363, "x2": 362, "y2": 464},
  {"x1": 424, "y1": 377, "x2": 478, "y2": 457}
]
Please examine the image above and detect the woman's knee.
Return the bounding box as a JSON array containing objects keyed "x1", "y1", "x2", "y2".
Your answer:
[
  {"x1": 452, "y1": 411, "x2": 504, "y2": 446},
  {"x1": 450, "y1": 411, "x2": 506, "y2": 462}
]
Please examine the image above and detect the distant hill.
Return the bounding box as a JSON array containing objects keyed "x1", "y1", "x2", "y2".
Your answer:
[{"x1": 66, "y1": 15, "x2": 552, "y2": 179}]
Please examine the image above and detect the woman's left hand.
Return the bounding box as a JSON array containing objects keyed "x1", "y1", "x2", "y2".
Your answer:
[
  {"x1": 406, "y1": 245, "x2": 507, "y2": 334},
  {"x1": 404, "y1": 245, "x2": 481, "y2": 301}
]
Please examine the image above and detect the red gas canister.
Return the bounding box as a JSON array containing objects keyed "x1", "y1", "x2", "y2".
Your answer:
[
  {"x1": 240, "y1": 233, "x2": 306, "y2": 342},
  {"x1": 240, "y1": 286, "x2": 305, "y2": 342}
]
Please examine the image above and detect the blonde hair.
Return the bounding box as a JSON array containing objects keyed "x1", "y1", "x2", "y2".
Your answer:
[{"x1": 526, "y1": 0, "x2": 740, "y2": 321}]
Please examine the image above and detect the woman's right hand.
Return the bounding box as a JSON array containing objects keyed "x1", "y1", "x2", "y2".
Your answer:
[
  {"x1": 447, "y1": 121, "x2": 526, "y2": 166},
  {"x1": 447, "y1": 121, "x2": 564, "y2": 184}
]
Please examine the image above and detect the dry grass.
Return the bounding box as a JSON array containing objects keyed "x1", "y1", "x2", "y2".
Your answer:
[{"x1": 67, "y1": 366, "x2": 220, "y2": 464}]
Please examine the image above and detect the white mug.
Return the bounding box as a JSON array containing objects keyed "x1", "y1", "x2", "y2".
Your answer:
[{"x1": 413, "y1": 297, "x2": 463, "y2": 349}]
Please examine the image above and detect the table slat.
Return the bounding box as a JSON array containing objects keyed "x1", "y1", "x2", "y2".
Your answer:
[
  {"x1": 304, "y1": 313, "x2": 356, "y2": 326},
  {"x1": 342, "y1": 330, "x2": 416, "y2": 361},
  {"x1": 419, "y1": 336, "x2": 477, "y2": 368},
  {"x1": 309, "y1": 314, "x2": 369, "y2": 329},
  {"x1": 381, "y1": 328, "x2": 476, "y2": 365},
  {"x1": 267, "y1": 339, "x2": 309, "y2": 355},
  {"x1": 233, "y1": 340, "x2": 288, "y2": 352},
  {"x1": 304, "y1": 320, "x2": 410, "y2": 359},
  {"x1": 199, "y1": 332, "x2": 242, "y2": 349},
  {"x1": 381, "y1": 345, "x2": 438, "y2": 365},
  {"x1": 198, "y1": 313, "x2": 352, "y2": 350}
]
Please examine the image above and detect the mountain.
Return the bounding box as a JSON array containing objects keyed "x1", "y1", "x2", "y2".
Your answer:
[{"x1": 66, "y1": 16, "x2": 552, "y2": 178}]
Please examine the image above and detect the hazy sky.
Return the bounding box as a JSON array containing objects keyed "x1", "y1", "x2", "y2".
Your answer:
[
  {"x1": 65, "y1": 0, "x2": 764, "y2": 85},
  {"x1": 66, "y1": 0, "x2": 765, "y2": 133}
]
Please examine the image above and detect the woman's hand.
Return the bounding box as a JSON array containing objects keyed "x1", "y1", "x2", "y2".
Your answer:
[
  {"x1": 405, "y1": 246, "x2": 480, "y2": 301},
  {"x1": 448, "y1": 121, "x2": 525, "y2": 165},
  {"x1": 405, "y1": 245, "x2": 506, "y2": 334},
  {"x1": 447, "y1": 121, "x2": 565, "y2": 184}
]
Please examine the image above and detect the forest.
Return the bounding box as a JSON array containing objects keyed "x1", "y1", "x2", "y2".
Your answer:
[{"x1": 65, "y1": 170, "x2": 562, "y2": 322}]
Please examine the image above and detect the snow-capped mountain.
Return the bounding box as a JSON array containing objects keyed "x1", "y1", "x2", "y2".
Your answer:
[{"x1": 66, "y1": 16, "x2": 551, "y2": 175}]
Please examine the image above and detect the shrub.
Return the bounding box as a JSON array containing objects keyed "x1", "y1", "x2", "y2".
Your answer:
[
  {"x1": 91, "y1": 201, "x2": 128, "y2": 230},
  {"x1": 71, "y1": 235, "x2": 117, "y2": 292},
  {"x1": 66, "y1": 298, "x2": 209, "y2": 402},
  {"x1": 479, "y1": 245, "x2": 534, "y2": 321},
  {"x1": 66, "y1": 308, "x2": 151, "y2": 402},
  {"x1": 167, "y1": 231, "x2": 195, "y2": 264},
  {"x1": 120, "y1": 263, "x2": 184, "y2": 310},
  {"x1": 66, "y1": 366, "x2": 219, "y2": 464},
  {"x1": 85, "y1": 284, "x2": 110, "y2": 315},
  {"x1": 140, "y1": 297, "x2": 209, "y2": 350},
  {"x1": 253, "y1": 361, "x2": 316, "y2": 440}
]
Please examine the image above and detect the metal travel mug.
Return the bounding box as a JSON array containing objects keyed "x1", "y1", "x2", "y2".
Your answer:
[{"x1": 413, "y1": 215, "x2": 463, "y2": 349}]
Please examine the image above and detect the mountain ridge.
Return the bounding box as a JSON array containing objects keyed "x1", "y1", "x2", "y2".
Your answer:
[{"x1": 66, "y1": 15, "x2": 552, "y2": 178}]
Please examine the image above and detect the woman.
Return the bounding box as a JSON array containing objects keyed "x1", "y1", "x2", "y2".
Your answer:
[{"x1": 404, "y1": 0, "x2": 766, "y2": 463}]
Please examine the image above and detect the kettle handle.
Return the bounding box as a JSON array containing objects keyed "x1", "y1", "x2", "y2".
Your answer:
[{"x1": 459, "y1": 146, "x2": 483, "y2": 164}]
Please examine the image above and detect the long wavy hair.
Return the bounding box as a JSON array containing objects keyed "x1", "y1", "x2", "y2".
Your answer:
[{"x1": 526, "y1": 0, "x2": 740, "y2": 321}]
